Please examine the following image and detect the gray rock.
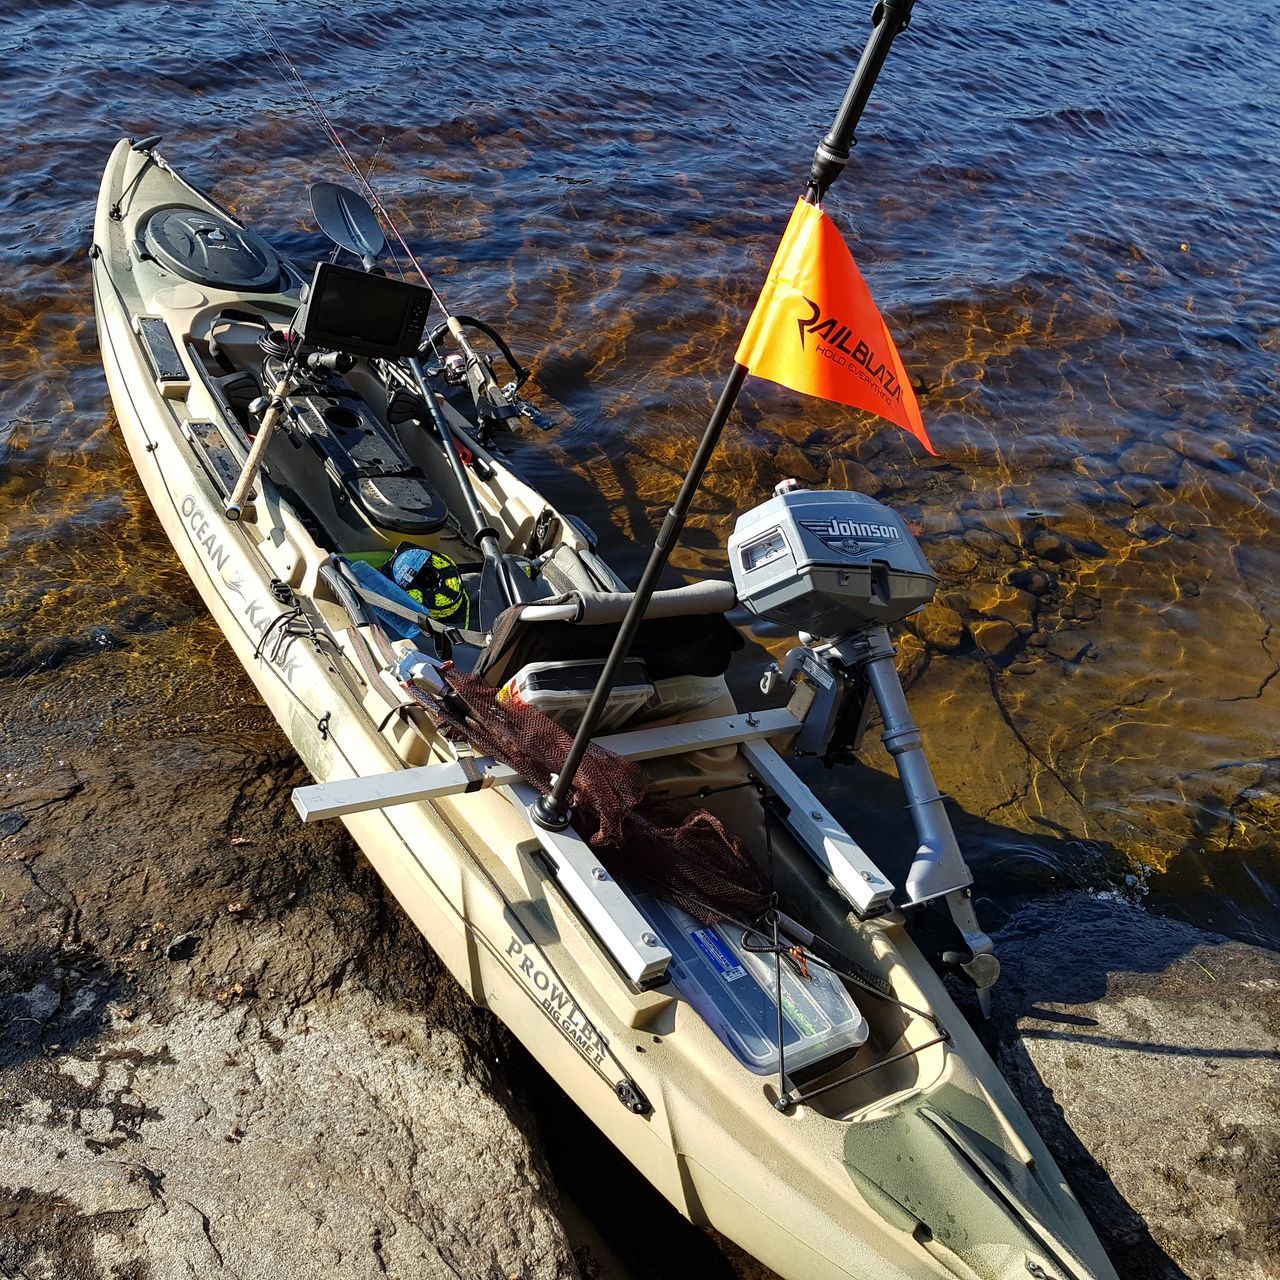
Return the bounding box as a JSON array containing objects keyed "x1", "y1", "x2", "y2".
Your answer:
[
  {"x1": 0, "y1": 703, "x2": 578, "y2": 1280},
  {"x1": 1, "y1": 988, "x2": 575, "y2": 1280},
  {"x1": 0, "y1": 813, "x2": 27, "y2": 837},
  {"x1": 991, "y1": 896, "x2": 1280, "y2": 1280}
]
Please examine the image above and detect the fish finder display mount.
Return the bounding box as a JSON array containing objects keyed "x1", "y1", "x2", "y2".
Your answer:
[{"x1": 292, "y1": 261, "x2": 433, "y2": 361}]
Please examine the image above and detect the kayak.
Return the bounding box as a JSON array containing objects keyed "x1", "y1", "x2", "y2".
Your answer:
[{"x1": 90, "y1": 131, "x2": 1118, "y2": 1280}]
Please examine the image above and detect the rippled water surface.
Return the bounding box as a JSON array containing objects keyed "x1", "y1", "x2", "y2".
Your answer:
[{"x1": 2, "y1": 0, "x2": 1278, "y2": 1221}]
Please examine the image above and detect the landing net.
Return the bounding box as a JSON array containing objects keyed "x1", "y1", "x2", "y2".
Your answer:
[{"x1": 416, "y1": 670, "x2": 770, "y2": 923}]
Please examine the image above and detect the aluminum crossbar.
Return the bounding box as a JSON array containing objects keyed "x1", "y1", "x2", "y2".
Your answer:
[{"x1": 292, "y1": 708, "x2": 802, "y2": 822}]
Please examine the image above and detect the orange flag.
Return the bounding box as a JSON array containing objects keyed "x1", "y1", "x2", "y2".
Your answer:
[{"x1": 735, "y1": 198, "x2": 936, "y2": 455}]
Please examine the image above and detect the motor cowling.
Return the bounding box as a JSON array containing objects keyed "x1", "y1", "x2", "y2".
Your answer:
[{"x1": 728, "y1": 484, "x2": 936, "y2": 639}]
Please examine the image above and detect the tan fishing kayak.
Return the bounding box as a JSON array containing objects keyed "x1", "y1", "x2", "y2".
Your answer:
[{"x1": 91, "y1": 131, "x2": 1118, "y2": 1280}]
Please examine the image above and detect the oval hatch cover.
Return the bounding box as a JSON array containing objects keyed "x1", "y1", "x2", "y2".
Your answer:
[{"x1": 143, "y1": 206, "x2": 280, "y2": 291}]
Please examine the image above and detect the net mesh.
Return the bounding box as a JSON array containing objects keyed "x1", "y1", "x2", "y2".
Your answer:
[{"x1": 414, "y1": 669, "x2": 770, "y2": 924}]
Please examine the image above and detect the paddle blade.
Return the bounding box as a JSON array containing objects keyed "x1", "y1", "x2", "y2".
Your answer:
[{"x1": 309, "y1": 181, "x2": 386, "y2": 266}]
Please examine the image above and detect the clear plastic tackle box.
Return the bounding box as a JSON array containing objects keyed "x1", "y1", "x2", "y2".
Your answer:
[{"x1": 633, "y1": 892, "x2": 869, "y2": 1076}]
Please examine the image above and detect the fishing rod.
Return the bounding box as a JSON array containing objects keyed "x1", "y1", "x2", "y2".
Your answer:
[
  {"x1": 238, "y1": 6, "x2": 515, "y2": 412},
  {"x1": 234, "y1": 2, "x2": 523, "y2": 606},
  {"x1": 531, "y1": 0, "x2": 918, "y2": 831}
]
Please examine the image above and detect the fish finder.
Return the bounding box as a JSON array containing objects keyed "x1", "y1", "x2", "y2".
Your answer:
[{"x1": 293, "y1": 261, "x2": 433, "y2": 360}]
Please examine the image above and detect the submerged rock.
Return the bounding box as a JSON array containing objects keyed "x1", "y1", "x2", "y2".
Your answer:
[
  {"x1": 912, "y1": 601, "x2": 967, "y2": 652},
  {"x1": 968, "y1": 582, "x2": 1037, "y2": 630},
  {"x1": 1045, "y1": 630, "x2": 1092, "y2": 662},
  {"x1": 972, "y1": 617, "x2": 1020, "y2": 660},
  {"x1": 1031, "y1": 530, "x2": 1072, "y2": 563}
]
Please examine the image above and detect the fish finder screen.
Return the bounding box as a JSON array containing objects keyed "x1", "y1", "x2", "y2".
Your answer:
[{"x1": 295, "y1": 261, "x2": 433, "y2": 360}]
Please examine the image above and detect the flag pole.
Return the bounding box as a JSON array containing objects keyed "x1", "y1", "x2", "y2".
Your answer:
[{"x1": 531, "y1": 0, "x2": 919, "y2": 832}]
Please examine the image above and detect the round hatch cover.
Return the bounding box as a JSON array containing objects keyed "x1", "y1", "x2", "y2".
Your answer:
[{"x1": 143, "y1": 206, "x2": 280, "y2": 291}]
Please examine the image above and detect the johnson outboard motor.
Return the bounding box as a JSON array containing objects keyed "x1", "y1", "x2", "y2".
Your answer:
[{"x1": 729, "y1": 481, "x2": 999, "y2": 1001}]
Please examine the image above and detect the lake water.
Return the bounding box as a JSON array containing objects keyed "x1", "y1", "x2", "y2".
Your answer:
[{"x1": 2, "y1": 0, "x2": 1278, "y2": 1269}]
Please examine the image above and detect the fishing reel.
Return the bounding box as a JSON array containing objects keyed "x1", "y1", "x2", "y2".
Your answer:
[{"x1": 423, "y1": 315, "x2": 552, "y2": 444}]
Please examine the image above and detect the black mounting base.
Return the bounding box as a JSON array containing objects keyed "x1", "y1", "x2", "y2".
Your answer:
[{"x1": 529, "y1": 794, "x2": 573, "y2": 832}]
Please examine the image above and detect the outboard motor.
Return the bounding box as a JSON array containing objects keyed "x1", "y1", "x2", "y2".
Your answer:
[
  {"x1": 729, "y1": 481, "x2": 1000, "y2": 1003},
  {"x1": 730, "y1": 482, "x2": 936, "y2": 637},
  {"x1": 729, "y1": 482, "x2": 935, "y2": 761}
]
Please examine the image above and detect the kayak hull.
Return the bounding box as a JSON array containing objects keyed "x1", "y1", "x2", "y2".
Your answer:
[{"x1": 92, "y1": 136, "x2": 1119, "y2": 1280}]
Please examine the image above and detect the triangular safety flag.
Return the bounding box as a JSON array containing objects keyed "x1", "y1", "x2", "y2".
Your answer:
[{"x1": 735, "y1": 197, "x2": 936, "y2": 455}]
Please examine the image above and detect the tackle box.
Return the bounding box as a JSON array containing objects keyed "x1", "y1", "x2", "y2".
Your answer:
[
  {"x1": 633, "y1": 892, "x2": 869, "y2": 1077},
  {"x1": 499, "y1": 658, "x2": 654, "y2": 734}
]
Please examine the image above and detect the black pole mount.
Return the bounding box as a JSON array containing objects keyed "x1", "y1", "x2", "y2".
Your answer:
[
  {"x1": 530, "y1": 0, "x2": 920, "y2": 833},
  {"x1": 806, "y1": 0, "x2": 916, "y2": 204}
]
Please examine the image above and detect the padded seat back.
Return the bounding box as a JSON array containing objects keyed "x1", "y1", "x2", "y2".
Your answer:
[{"x1": 475, "y1": 581, "x2": 741, "y2": 688}]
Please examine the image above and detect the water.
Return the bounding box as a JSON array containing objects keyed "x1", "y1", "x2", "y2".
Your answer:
[{"x1": 1, "y1": 0, "x2": 1277, "y2": 1266}]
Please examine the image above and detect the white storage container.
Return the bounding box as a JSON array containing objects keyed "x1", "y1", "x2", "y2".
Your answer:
[{"x1": 498, "y1": 658, "x2": 653, "y2": 733}]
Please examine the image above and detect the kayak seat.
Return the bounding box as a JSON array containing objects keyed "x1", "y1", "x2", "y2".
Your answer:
[
  {"x1": 537, "y1": 543, "x2": 628, "y2": 596},
  {"x1": 475, "y1": 581, "x2": 742, "y2": 688},
  {"x1": 200, "y1": 310, "x2": 448, "y2": 536}
]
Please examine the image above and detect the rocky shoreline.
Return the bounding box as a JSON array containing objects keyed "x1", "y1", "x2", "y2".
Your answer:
[
  {"x1": 989, "y1": 898, "x2": 1280, "y2": 1280},
  {"x1": 2, "y1": 629, "x2": 1277, "y2": 1279}
]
